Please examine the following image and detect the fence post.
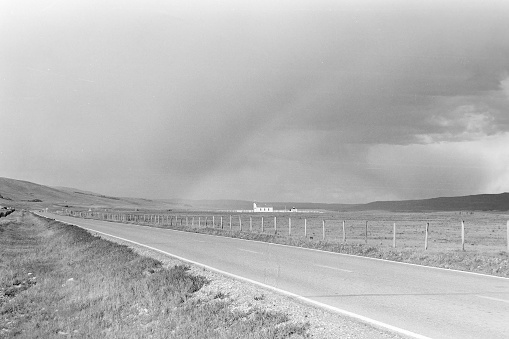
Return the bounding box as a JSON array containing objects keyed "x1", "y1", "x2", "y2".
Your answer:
[
  {"x1": 304, "y1": 219, "x2": 307, "y2": 237},
  {"x1": 212, "y1": 216, "x2": 215, "y2": 228},
  {"x1": 229, "y1": 215, "x2": 232, "y2": 230},
  {"x1": 239, "y1": 216, "x2": 242, "y2": 231},
  {"x1": 186, "y1": 216, "x2": 188, "y2": 226},
  {"x1": 192, "y1": 217, "x2": 194, "y2": 226},
  {"x1": 365, "y1": 221, "x2": 368, "y2": 244},
  {"x1": 342, "y1": 221, "x2": 346, "y2": 243},
  {"x1": 289, "y1": 217, "x2": 291, "y2": 235},
  {"x1": 393, "y1": 222, "x2": 396, "y2": 248},
  {"x1": 461, "y1": 220, "x2": 465, "y2": 251},
  {"x1": 425, "y1": 223, "x2": 429, "y2": 250},
  {"x1": 250, "y1": 217, "x2": 252, "y2": 232},
  {"x1": 507, "y1": 220, "x2": 509, "y2": 252},
  {"x1": 199, "y1": 217, "x2": 201, "y2": 227},
  {"x1": 221, "y1": 216, "x2": 223, "y2": 229},
  {"x1": 322, "y1": 220, "x2": 325, "y2": 240},
  {"x1": 274, "y1": 216, "x2": 277, "y2": 233},
  {"x1": 262, "y1": 217, "x2": 264, "y2": 233}
]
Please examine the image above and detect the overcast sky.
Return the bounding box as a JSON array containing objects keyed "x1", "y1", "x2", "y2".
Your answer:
[{"x1": 1, "y1": 0, "x2": 509, "y2": 203}]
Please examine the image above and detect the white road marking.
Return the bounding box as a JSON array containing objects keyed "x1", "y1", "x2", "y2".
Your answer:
[
  {"x1": 237, "y1": 248, "x2": 263, "y2": 254},
  {"x1": 47, "y1": 212, "x2": 506, "y2": 281},
  {"x1": 37, "y1": 213, "x2": 432, "y2": 339},
  {"x1": 314, "y1": 264, "x2": 353, "y2": 273},
  {"x1": 476, "y1": 295, "x2": 509, "y2": 304},
  {"x1": 38, "y1": 212, "x2": 508, "y2": 281}
]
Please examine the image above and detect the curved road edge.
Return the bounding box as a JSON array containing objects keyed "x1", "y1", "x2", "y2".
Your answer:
[{"x1": 35, "y1": 212, "x2": 432, "y2": 339}]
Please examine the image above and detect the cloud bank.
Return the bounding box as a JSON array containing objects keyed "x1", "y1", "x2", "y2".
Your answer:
[{"x1": 1, "y1": 0, "x2": 509, "y2": 203}]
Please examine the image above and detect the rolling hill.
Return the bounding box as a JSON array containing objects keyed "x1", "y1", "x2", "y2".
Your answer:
[
  {"x1": 1, "y1": 176, "x2": 508, "y2": 212},
  {"x1": 356, "y1": 193, "x2": 509, "y2": 212},
  {"x1": 0, "y1": 177, "x2": 180, "y2": 211}
]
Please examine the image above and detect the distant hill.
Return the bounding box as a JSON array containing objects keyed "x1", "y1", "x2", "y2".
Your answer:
[
  {"x1": 265, "y1": 194, "x2": 509, "y2": 212},
  {"x1": 0, "y1": 177, "x2": 180, "y2": 211},
  {"x1": 355, "y1": 193, "x2": 509, "y2": 212},
  {"x1": 160, "y1": 194, "x2": 509, "y2": 212},
  {"x1": 1, "y1": 176, "x2": 507, "y2": 212}
]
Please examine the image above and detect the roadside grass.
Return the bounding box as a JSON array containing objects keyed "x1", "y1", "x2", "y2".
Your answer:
[
  {"x1": 124, "y1": 220, "x2": 509, "y2": 278},
  {"x1": 0, "y1": 212, "x2": 309, "y2": 338}
]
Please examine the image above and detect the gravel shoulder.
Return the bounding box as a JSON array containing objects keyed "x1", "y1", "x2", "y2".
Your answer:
[{"x1": 96, "y1": 233, "x2": 404, "y2": 339}]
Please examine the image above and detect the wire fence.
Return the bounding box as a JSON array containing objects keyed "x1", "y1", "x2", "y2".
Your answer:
[{"x1": 60, "y1": 209, "x2": 509, "y2": 252}]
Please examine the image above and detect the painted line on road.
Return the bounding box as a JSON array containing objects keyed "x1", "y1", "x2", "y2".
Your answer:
[
  {"x1": 36, "y1": 213, "x2": 509, "y2": 282},
  {"x1": 237, "y1": 248, "x2": 263, "y2": 254},
  {"x1": 314, "y1": 264, "x2": 353, "y2": 273},
  {"x1": 476, "y1": 295, "x2": 509, "y2": 304},
  {"x1": 36, "y1": 214, "x2": 432, "y2": 339}
]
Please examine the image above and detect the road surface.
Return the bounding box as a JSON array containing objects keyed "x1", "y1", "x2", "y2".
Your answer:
[{"x1": 39, "y1": 213, "x2": 509, "y2": 339}]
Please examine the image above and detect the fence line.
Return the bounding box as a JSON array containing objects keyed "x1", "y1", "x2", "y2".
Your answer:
[{"x1": 60, "y1": 209, "x2": 509, "y2": 252}]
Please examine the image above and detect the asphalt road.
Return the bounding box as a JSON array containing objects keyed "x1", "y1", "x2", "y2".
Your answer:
[{"x1": 39, "y1": 213, "x2": 509, "y2": 339}]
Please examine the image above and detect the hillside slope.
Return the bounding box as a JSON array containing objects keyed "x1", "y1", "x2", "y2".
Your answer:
[
  {"x1": 0, "y1": 177, "x2": 178, "y2": 210},
  {"x1": 2, "y1": 176, "x2": 508, "y2": 212},
  {"x1": 359, "y1": 193, "x2": 509, "y2": 212}
]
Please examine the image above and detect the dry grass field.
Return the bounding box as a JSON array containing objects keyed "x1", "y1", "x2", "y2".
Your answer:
[
  {"x1": 80, "y1": 209, "x2": 508, "y2": 252},
  {"x1": 239, "y1": 210, "x2": 509, "y2": 253}
]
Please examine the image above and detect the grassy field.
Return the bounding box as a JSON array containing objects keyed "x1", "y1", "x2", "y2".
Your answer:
[
  {"x1": 64, "y1": 209, "x2": 509, "y2": 277},
  {"x1": 0, "y1": 211, "x2": 309, "y2": 338},
  {"x1": 238, "y1": 210, "x2": 509, "y2": 252},
  {"x1": 68, "y1": 209, "x2": 509, "y2": 251}
]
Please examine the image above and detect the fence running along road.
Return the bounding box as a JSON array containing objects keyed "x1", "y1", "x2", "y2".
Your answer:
[
  {"x1": 59, "y1": 209, "x2": 509, "y2": 252},
  {"x1": 38, "y1": 212, "x2": 509, "y2": 339}
]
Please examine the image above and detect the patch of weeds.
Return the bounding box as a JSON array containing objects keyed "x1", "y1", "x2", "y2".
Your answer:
[
  {"x1": 144, "y1": 265, "x2": 209, "y2": 305},
  {"x1": 253, "y1": 294, "x2": 265, "y2": 301},
  {"x1": 2, "y1": 274, "x2": 37, "y2": 298},
  {"x1": 213, "y1": 292, "x2": 228, "y2": 300},
  {"x1": 225, "y1": 309, "x2": 309, "y2": 338}
]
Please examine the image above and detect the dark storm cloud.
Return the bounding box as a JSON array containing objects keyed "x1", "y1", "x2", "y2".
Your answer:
[
  {"x1": 268, "y1": 7, "x2": 509, "y2": 145},
  {"x1": 1, "y1": 0, "x2": 509, "y2": 202}
]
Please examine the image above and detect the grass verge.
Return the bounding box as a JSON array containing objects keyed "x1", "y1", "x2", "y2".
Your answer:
[{"x1": 0, "y1": 212, "x2": 309, "y2": 338}]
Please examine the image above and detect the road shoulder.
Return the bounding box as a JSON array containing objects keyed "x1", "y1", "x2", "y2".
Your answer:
[{"x1": 96, "y1": 232, "x2": 403, "y2": 339}]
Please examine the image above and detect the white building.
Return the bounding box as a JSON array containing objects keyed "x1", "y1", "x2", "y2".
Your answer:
[{"x1": 253, "y1": 202, "x2": 273, "y2": 212}]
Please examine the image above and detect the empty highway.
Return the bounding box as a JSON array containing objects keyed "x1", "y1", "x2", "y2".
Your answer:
[{"x1": 39, "y1": 213, "x2": 509, "y2": 339}]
